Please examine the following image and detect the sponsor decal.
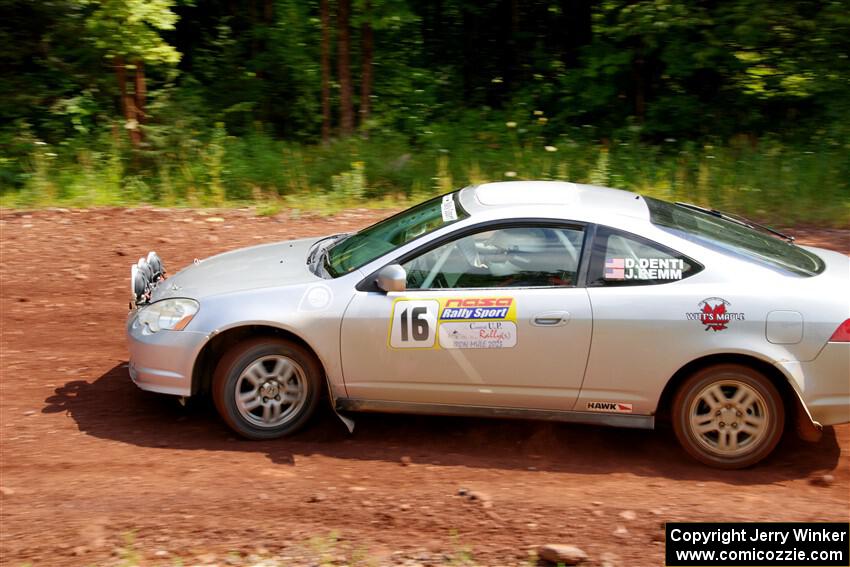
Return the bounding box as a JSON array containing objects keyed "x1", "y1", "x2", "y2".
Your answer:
[
  {"x1": 389, "y1": 296, "x2": 517, "y2": 349},
  {"x1": 441, "y1": 297, "x2": 513, "y2": 321},
  {"x1": 586, "y1": 401, "x2": 633, "y2": 413},
  {"x1": 445, "y1": 297, "x2": 513, "y2": 307},
  {"x1": 686, "y1": 297, "x2": 745, "y2": 332},
  {"x1": 441, "y1": 194, "x2": 458, "y2": 222},
  {"x1": 439, "y1": 321, "x2": 517, "y2": 349},
  {"x1": 605, "y1": 257, "x2": 685, "y2": 280}
]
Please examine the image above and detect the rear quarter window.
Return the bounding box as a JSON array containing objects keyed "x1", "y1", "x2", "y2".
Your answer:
[
  {"x1": 588, "y1": 227, "x2": 703, "y2": 286},
  {"x1": 645, "y1": 197, "x2": 824, "y2": 277}
]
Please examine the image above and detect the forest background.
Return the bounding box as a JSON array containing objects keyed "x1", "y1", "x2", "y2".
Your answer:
[{"x1": 1, "y1": 0, "x2": 848, "y2": 224}]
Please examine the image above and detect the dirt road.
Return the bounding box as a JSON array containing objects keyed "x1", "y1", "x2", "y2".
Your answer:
[{"x1": 1, "y1": 207, "x2": 848, "y2": 566}]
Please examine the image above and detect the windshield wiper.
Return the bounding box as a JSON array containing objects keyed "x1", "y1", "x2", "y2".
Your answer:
[
  {"x1": 307, "y1": 235, "x2": 337, "y2": 265},
  {"x1": 320, "y1": 246, "x2": 338, "y2": 278},
  {"x1": 307, "y1": 233, "x2": 350, "y2": 267},
  {"x1": 674, "y1": 202, "x2": 795, "y2": 243}
]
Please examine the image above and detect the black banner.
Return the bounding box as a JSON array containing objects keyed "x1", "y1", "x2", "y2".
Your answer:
[{"x1": 666, "y1": 522, "x2": 849, "y2": 566}]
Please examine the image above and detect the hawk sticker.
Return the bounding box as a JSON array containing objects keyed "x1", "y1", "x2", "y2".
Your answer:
[
  {"x1": 586, "y1": 401, "x2": 633, "y2": 413},
  {"x1": 686, "y1": 297, "x2": 745, "y2": 332}
]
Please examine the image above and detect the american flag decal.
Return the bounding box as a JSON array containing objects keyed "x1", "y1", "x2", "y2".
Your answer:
[{"x1": 605, "y1": 257, "x2": 625, "y2": 279}]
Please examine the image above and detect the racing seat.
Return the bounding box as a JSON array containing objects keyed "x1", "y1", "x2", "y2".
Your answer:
[{"x1": 460, "y1": 227, "x2": 575, "y2": 287}]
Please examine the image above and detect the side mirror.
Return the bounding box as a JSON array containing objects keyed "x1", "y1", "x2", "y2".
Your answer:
[{"x1": 375, "y1": 264, "x2": 407, "y2": 293}]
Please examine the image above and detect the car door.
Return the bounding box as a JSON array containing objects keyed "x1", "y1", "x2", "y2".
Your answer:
[
  {"x1": 339, "y1": 222, "x2": 593, "y2": 411},
  {"x1": 578, "y1": 225, "x2": 705, "y2": 415}
]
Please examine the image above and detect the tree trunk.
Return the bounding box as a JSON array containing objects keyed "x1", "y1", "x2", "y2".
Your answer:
[
  {"x1": 504, "y1": 0, "x2": 518, "y2": 92},
  {"x1": 249, "y1": 0, "x2": 259, "y2": 62},
  {"x1": 633, "y1": 56, "x2": 646, "y2": 122},
  {"x1": 134, "y1": 59, "x2": 146, "y2": 127},
  {"x1": 114, "y1": 56, "x2": 140, "y2": 147},
  {"x1": 461, "y1": 6, "x2": 479, "y2": 103},
  {"x1": 260, "y1": 0, "x2": 274, "y2": 122},
  {"x1": 559, "y1": 0, "x2": 592, "y2": 67},
  {"x1": 359, "y1": 0, "x2": 373, "y2": 135},
  {"x1": 320, "y1": 0, "x2": 331, "y2": 143},
  {"x1": 337, "y1": 0, "x2": 354, "y2": 136}
]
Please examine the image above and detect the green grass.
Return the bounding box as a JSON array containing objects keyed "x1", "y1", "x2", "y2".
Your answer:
[
  {"x1": 92, "y1": 529, "x2": 519, "y2": 566},
  {"x1": 2, "y1": 123, "x2": 848, "y2": 226}
]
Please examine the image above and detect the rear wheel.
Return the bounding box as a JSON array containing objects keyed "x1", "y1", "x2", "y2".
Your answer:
[
  {"x1": 672, "y1": 364, "x2": 784, "y2": 469},
  {"x1": 213, "y1": 337, "x2": 323, "y2": 439}
]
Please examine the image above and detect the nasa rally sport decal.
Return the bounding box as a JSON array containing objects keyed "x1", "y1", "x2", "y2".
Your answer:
[
  {"x1": 586, "y1": 401, "x2": 633, "y2": 413},
  {"x1": 686, "y1": 297, "x2": 745, "y2": 332},
  {"x1": 389, "y1": 297, "x2": 517, "y2": 349}
]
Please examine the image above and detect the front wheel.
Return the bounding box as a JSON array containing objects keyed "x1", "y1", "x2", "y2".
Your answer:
[
  {"x1": 213, "y1": 338, "x2": 323, "y2": 439},
  {"x1": 672, "y1": 364, "x2": 784, "y2": 469}
]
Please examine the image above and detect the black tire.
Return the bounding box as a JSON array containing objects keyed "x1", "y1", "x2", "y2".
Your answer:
[
  {"x1": 212, "y1": 337, "x2": 323, "y2": 439},
  {"x1": 672, "y1": 364, "x2": 784, "y2": 469}
]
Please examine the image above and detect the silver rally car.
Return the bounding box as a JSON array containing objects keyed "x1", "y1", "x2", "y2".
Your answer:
[{"x1": 127, "y1": 181, "x2": 850, "y2": 468}]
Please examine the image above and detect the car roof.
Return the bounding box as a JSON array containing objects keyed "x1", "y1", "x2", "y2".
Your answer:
[{"x1": 458, "y1": 181, "x2": 649, "y2": 222}]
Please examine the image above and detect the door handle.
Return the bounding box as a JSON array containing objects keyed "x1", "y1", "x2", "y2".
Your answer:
[{"x1": 532, "y1": 311, "x2": 570, "y2": 326}]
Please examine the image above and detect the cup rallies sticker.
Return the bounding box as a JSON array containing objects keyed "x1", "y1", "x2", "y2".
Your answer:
[{"x1": 389, "y1": 297, "x2": 517, "y2": 349}]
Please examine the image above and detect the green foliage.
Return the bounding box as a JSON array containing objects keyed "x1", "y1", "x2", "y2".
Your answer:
[
  {"x1": 82, "y1": 0, "x2": 180, "y2": 64},
  {"x1": 0, "y1": 0, "x2": 848, "y2": 224},
  {"x1": 331, "y1": 160, "x2": 367, "y2": 201},
  {"x1": 3, "y1": 117, "x2": 848, "y2": 225}
]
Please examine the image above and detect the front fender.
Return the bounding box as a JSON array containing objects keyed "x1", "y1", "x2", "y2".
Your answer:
[{"x1": 187, "y1": 282, "x2": 356, "y2": 398}]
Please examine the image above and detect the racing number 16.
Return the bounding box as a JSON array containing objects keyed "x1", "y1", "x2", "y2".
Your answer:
[
  {"x1": 390, "y1": 299, "x2": 438, "y2": 348},
  {"x1": 400, "y1": 307, "x2": 429, "y2": 341}
]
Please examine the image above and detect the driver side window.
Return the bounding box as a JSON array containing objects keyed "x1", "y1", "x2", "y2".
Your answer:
[{"x1": 402, "y1": 225, "x2": 584, "y2": 289}]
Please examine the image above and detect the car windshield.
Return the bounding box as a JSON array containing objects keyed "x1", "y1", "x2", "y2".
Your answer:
[
  {"x1": 325, "y1": 192, "x2": 468, "y2": 276},
  {"x1": 645, "y1": 197, "x2": 824, "y2": 276}
]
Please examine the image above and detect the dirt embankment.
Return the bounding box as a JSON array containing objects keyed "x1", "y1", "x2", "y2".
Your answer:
[{"x1": 1, "y1": 207, "x2": 848, "y2": 566}]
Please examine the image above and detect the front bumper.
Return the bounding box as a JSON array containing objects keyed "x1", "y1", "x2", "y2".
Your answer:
[
  {"x1": 127, "y1": 312, "x2": 208, "y2": 396},
  {"x1": 777, "y1": 343, "x2": 850, "y2": 427}
]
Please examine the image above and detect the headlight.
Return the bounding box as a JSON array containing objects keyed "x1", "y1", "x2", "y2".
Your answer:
[{"x1": 137, "y1": 298, "x2": 199, "y2": 332}]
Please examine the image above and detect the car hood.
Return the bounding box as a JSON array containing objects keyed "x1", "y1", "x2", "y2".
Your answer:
[{"x1": 151, "y1": 237, "x2": 324, "y2": 301}]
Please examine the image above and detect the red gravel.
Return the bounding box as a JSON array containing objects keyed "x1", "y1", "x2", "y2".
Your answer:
[{"x1": 1, "y1": 207, "x2": 848, "y2": 566}]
